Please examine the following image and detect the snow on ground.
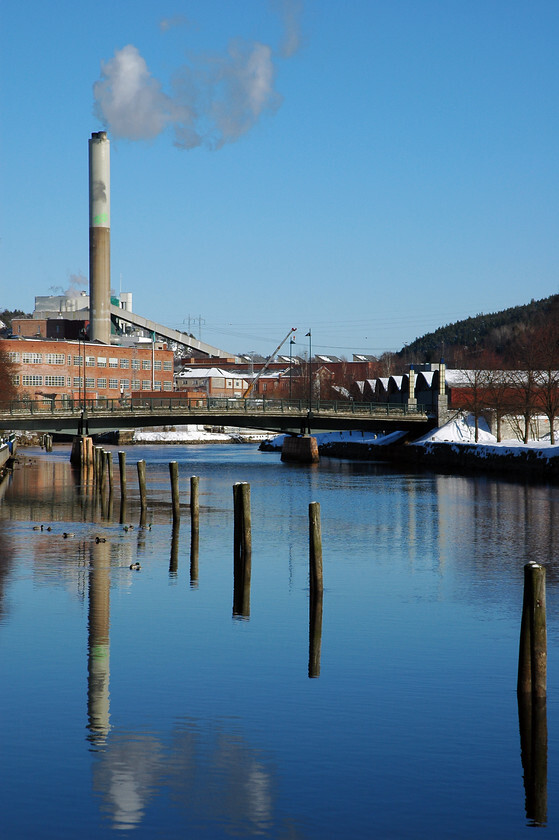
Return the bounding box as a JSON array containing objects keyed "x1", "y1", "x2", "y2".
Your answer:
[
  {"x1": 133, "y1": 425, "x2": 272, "y2": 444},
  {"x1": 414, "y1": 414, "x2": 496, "y2": 444},
  {"x1": 263, "y1": 429, "x2": 402, "y2": 451},
  {"x1": 414, "y1": 413, "x2": 559, "y2": 461}
]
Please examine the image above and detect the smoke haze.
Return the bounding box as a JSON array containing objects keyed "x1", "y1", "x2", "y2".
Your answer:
[{"x1": 93, "y1": 1, "x2": 302, "y2": 149}]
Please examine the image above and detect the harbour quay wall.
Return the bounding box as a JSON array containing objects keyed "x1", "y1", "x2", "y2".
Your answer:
[
  {"x1": 320, "y1": 439, "x2": 559, "y2": 482},
  {"x1": 414, "y1": 442, "x2": 559, "y2": 481}
]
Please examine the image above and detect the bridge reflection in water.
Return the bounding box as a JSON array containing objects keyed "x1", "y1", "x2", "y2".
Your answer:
[{"x1": 0, "y1": 396, "x2": 435, "y2": 436}]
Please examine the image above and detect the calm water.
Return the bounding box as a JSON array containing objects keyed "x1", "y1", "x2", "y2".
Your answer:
[{"x1": 0, "y1": 443, "x2": 557, "y2": 839}]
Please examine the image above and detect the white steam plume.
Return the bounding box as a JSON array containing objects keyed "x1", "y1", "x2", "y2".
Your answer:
[
  {"x1": 66, "y1": 273, "x2": 88, "y2": 298},
  {"x1": 159, "y1": 15, "x2": 189, "y2": 33},
  {"x1": 272, "y1": 0, "x2": 304, "y2": 58},
  {"x1": 93, "y1": 4, "x2": 303, "y2": 150}
]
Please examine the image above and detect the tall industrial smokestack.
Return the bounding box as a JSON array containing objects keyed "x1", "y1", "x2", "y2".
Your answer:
[{"x1": 89, "y1": 131, "x2": 111, "y2": 344}]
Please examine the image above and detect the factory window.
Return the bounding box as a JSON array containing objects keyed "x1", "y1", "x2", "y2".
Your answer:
[
  {"x1": 142, "y1": 380, "x2": 150, "y2": 389},
  {"x1": 163, "y1": 361, "x2": 173, "y2": 371},
  {"x1": 119, "y1": 379, "x2": 130, "y2": 390},
  {"x1": 68, "y1": 355, "x2": 72, "y2": 365},
  {"x1": 120, "y1": 359, "x2": 129, "y2": 369},
  {"x1": 11, "y1": 374, "x2": 20, "y2": 385},
  {"x1": 109, "y1": 378, "x2": 118, "y2": 389},
  {"x1": 73, "y1": 355, "x2": 83, "y2": 366},
  {"x1": 67, "y1": 377, "x2": 71, "y2": 386},
  {"x1": 22, "y1": 353, "x2": 42, "y2": 364},
  {"x1": 131, "y1": 359, "x2": 140, "y2": 370},
  {"x1": 109, "y1": 358, "x2": 118, "y2": 368},
  {"x1": 97, "y1": 357, "x2": 107, "y2": 368},
  {"x1": 45, "y1": 353, "x2": 65, "y2": 365},
  {"x1": 86, "y1": 356, "x2": 95, "y2": 367},
  {"x1": 226, "y1": 379, "x2": 233, "y2": 388},
  {"x1": 97, "y1": 378, "x2": 107, "y2": 389},
  {"x1": 154, "y1": 381, "x2": 161, "y2": 391},
  {"x1": 163, "y1": 381, "x2": 172, "y2": 391},
  {"x1": 132, "y1": 379, "x2": 140, "y2": 390},
  {"x1": 22, "y1": 375, "x2": 43, "y2": 386},
  {"x1": 154, "y1": 360, "x2": 162, "y2": 371},
  {"x1": 8, "y1": 352, "x2": 20, "y2": 363},
  {"x1": 85, "y1": 377, "x2": 95, "y2": 389},
  {"x1": 142, "y1": 360, "x2": 151, "y2": 370},
  {"x1": 73, "y1": 377, "x2": 83, "y2": 388},
  {"x1": 44, "y1": 375, "x2": 66, "y2": 387},
  {"x1": 234, "y1": 380, "x2": 243, "y2": 388}
]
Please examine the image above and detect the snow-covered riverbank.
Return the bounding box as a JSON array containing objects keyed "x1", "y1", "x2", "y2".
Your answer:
[{"x1": 132, "y1": 425, "x2": 274, "y2": 445}]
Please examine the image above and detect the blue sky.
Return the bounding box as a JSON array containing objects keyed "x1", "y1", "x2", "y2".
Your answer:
[{"x1": 1, "y1": 1, "x2": 558, "y2": 357}]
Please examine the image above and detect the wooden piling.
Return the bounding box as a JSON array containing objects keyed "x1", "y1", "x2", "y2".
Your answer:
[
  {"x1": 118, "y1": 451, "x2": 127, "y2": 496},
  {"x1": 309, "y1": 501, "x2": 323, "y2": 595},
  {"x1": 118, "y1": 451, "x2": 127, "y2": 523},
  {"x1": 233, "y1": 482, "x2": 251, "y2": 617},
  {"x1": 95, "y1": 446, "x2": 104, "y2": 487},
  {"x1": 240, "y1": 482, "x2": 252, "y2": 560},
  {"x1": 99, "y1": 448, "x2": 107, "y2": 491},
  {"x1": 105, "y1": 451, "x2": 113, "y2": 494},
  {"x1": 190, "y1": 476, "x2": 199, "y2": 530},
  {"x1": 190, "y1": 476, "x2": 200, "y2": 587},
  {"x1": 518, "y1": 562, "x2": 547, "y2": 698},
  {"x1": 137, "y1": 459, "x2": 147, "y2": 511},
  {"x1": 169, "y1": 461, "x2": 180, "y2": 523},
  {"x1": 308, "y1": 501, "x2": 324, "y2": 677}
]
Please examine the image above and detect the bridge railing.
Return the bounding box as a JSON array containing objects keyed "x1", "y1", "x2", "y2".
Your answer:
[{"x1": 0, "y1": 396, "x2": 429, "y2": 417}]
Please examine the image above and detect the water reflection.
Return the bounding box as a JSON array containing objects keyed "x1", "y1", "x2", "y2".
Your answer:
[
  {"x1": 518, "y1": 693, "x2": 548, "y2": 826},
  {"x1": 87, "y1": 538, "x2": 111, "y2": 747},
  {"x1": 308, "y1": 588, "x2": 323, "y2": 678},
  {"x1": 91, "y1": 720, "x2": 294, "y2": 835},
  {"x1": 3, "y1": 447, "x2": 559, "y2": 837}
]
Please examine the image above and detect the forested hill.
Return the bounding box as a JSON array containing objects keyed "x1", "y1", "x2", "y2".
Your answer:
[{"x1": 399, "y1": 294, "x2": 559, "y2": 365}]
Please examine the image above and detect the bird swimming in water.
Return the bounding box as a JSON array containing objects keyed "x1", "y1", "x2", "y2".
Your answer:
[
  {"x1": 62, "y1": 532, "x2": 74, "y2": 538},
  {"x1": 95, "y1": 537, "x2": 107, "y2": 544},
  {"x1": 129, "y1": 562, "x2": 141, "y2": 570}
]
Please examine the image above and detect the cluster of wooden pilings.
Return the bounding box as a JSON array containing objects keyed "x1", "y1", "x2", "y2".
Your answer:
[
  {"x1": 517, "y1": 562, "x2": 547, "y2": 826},
  {"x1": 70, "y1": 435, "x2": 94, "y2": 467},
  {"x1": 77, "y1": 446, "x2": 324, "y2": 675}
]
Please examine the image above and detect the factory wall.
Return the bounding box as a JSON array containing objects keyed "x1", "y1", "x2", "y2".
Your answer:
[{"x1": 3, "y1": 338, "x2": 174, "y2": 403}]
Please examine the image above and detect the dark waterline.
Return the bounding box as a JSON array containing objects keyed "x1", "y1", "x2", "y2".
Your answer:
[{"x1": 0, "y1": 444, "x2": 557, "y2": 838}]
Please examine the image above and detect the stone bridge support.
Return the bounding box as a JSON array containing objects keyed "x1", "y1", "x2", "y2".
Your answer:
[{"x1": 281, "y1": 435, "x2": 320, "y2": 463}]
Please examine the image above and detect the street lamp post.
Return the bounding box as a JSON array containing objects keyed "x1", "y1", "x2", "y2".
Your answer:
[
  {"x1": 289, "y1": 335, "x2": 296, "y2": 401},
  {"x1": 306, "y1": 329, "x2": 312, "y2": 432}
]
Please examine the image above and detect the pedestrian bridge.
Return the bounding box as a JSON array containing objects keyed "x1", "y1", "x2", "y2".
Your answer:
[{"x1": 0, "y1": 396, "x2": 436, "y2": 437}]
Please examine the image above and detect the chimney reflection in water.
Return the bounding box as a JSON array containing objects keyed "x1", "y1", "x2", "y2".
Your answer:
[{"x1": 87, "y1": 538, "x2": 111, "y2": 747}]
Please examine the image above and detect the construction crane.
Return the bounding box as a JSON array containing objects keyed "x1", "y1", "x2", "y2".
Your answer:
[{"x1": 243, "y1": 327, "x2": 297, "y2": 398}]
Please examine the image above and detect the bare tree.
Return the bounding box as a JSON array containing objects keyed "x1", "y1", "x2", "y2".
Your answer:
[
  {"x1": 485, "y1": 369, "x2": 515, "y2": 442},
  {"x1": 530, "y1": 320, "x2": 559, "y2": 443},
  {"x1": 0, "y1": 346, "x2": 17, "y2": 407},
  {"x1": 452, "y1": 368, "x2": 494, "y2": 442},
  {"x1": 509, "y1": 329, "x2": 542, "y2": 444}
]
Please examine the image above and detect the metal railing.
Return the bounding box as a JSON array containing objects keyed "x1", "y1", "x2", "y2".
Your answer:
[{"x1": 0, "y1": 396, "x2": 429, "y2": 418}]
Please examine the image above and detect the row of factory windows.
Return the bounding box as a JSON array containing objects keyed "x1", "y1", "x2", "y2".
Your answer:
[
  {"x1": 12, "y1": 374, "x2": 173, "y2": 391},
  {"x1": 7, "y1": 351, "x2": 172, "y2": 371}
]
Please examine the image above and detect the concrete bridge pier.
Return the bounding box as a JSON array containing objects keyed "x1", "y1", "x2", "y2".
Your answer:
[
  {"x1": 70, "y1": 435, "x2": 94, "y2": 468},
  {"x1": 281, "y1": 435, "x2": 320, "y2": 464}
]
